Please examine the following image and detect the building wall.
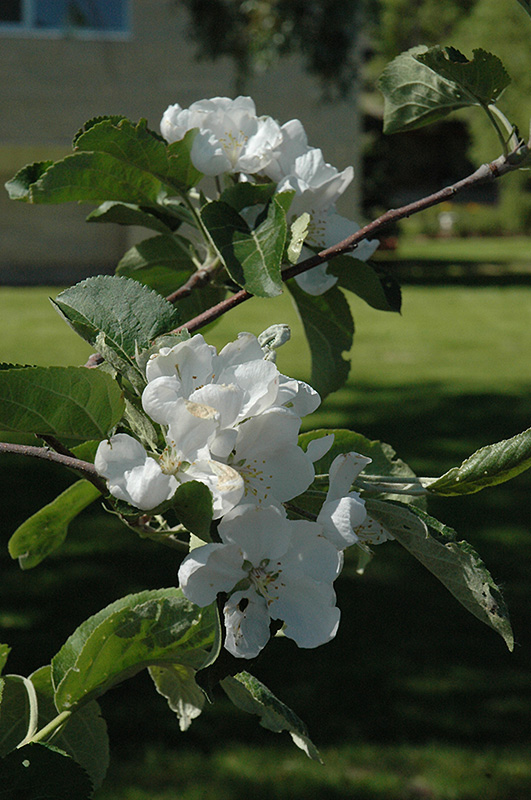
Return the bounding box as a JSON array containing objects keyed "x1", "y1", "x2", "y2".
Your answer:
[{"x1": 0, "y1": 1, "x2": 360, "y2": 284}]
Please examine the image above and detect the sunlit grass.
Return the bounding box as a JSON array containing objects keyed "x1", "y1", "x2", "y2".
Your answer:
[{"x1": 2, "y1": 285, "x2": 530, "y2": 395}]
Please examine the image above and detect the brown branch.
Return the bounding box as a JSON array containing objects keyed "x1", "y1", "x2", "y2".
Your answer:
[
  {"x1": 166, "y1": 268, "x2": 213, "y2": 304},
  {"x1": 0, "y1": 441, "x2": 107, "y2": 494},
  {"x1": 176, "y1": 141, "x2": 529, "y2": 334}
]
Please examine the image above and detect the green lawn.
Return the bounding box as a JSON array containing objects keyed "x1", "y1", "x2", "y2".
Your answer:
[{"x1": 1, "y1": 282, "x2": 530, "y2": 800}]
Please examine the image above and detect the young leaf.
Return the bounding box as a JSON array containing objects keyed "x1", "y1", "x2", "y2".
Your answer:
[
  {"x1": 287, "y1": 281, "x2": 353, "y2": 397},
  {"x1": 286, "y1": 213, "x2": 311, "y2": 265},
  {"x1": 52, "y1": 588, "x2": 219, "y2": 710},
  {"x1": 0, "y1": 366, "x2": 124, "y2": 441},
  {"x1": 53, "y1": 275, "x2": 181, "y2": 363},
  {"x1": 366, "y1": 500, "x2": 514, "y2": 650},
  {"x1": 328, "y1": 255, "x2": 401, "y2": 313},
  {"x1": 0, "y1": 743, "x2": 93, "y2": 800},
  {"x1": 29, "y1": 665, "x2": 109, "y2": 792},
  {"x1": 8, "y1": 480, "x2": 101, "y2": 570},
  {"x1": 201, "y1": 199, "x2": 286, "y2": 297},
  {"x1": 149, "y1": 664, "x2": 206, "y2": 731},
  {"x1": 379, "y1": 45, "x2": 511, "y2": 134},
  {"x1": 221, "y1": 672, "x2": 322, "y2": 762},
  {"x1": 429, "y1": 427, "x2": 531, "y2": 495}
]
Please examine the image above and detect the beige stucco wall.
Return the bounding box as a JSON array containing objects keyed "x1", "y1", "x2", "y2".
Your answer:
[{"x1": 1, "y1": 1, "x2": 360, "y2": 283}]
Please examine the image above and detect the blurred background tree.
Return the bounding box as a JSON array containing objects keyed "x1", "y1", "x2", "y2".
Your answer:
[{"x1": 181, "y1": 0, "x2": 531, "y2": 233}]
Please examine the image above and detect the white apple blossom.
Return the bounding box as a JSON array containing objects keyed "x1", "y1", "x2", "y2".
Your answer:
[
  {"x1": 142, "y1": 331, "x2": 320, "y2": 424},
  {"x1": 95, "y1": 398, "x2": 244, "y2": 516},
  {"x1": 160, "y1": 96, "x2": 283, "y2": 176},
  {"x1": 294, "y1": 210, "x2": 381, "y2": 296},
  {"x1": 315, "y1": 449, "x2": 395, "y2": 547},
  {"x1": 178, "y1": 503, "x2": 342, "y2": 658}
]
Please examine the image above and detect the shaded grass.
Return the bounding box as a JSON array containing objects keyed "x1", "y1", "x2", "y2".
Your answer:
[
  {"x1": 97, "y1": 742, "x2": 531, "y2": 800},
  {"x1": 1, "y1": 283, "x2": 530, "y2": 799}
]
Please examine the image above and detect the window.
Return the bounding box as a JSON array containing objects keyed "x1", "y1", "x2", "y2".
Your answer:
[{"x1": 0, "y1": 0, "x2": 130, "y2": 38}]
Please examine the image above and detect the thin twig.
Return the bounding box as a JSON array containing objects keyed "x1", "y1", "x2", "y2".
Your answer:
[
  {"x1": 166, "y1": 268, "x2": 213, "y2": 304},
  {"x1": 176, "y1": 141, "x2": 529, "y2": 334},
  {"x1": 0, "y1": 441, "x2": 107, "y2": 494}
]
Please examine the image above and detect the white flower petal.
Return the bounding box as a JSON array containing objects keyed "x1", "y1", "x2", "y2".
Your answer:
[
  {"x1": 142, "y1": 375, "x2": 182, "y2": 424},
  {"x1": 317, "y1": 495, "x2": 366, "y2": 550},
  {"x1": 293, "y1": 262, "x2": 338, "y2": 296},
  {"x1": 276, "y1": 375, "x2": 321, "y2": 416},
  {"x1": 306, "y1": 434, "x2": 334, "y2": 463},
  {"x1": 224, "y1": 590, "x2": 271, "y2": 659},
  {"x1": 356, "y1": 515, "x2": 395, "y2": 545},
  {"x1": 218, "y1": 503, "x2": 290, "y2": 563},
  {"x1": 184, "y1": 460, "x2": 244, "y2": 519},
  {"x1": 269, "y1": 578, "x2": 340, "y2": 649},
  {"x1": 282, "y1": 521, "x2": 343, "y2": 583},
  {"x1": 95, "y1": 434, "x2": 177, "y2": 510},
  {"x1": 178, "y1": 542, "x2": 246, "y2": 606},
  {"x1": 327, "y1": 452, "x2": 372, "y2": 501},
  {"x1": 145, "y1": 334, "x2": 216, "y2": 391}
]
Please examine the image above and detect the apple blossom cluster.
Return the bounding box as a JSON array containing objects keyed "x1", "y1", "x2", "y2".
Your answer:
[
  {"x1": 95, "y1": 329, "x2": 391, "y2": 659},
  {"x1": 160, "y1": 96, "x2": 379, "y2": 296}
]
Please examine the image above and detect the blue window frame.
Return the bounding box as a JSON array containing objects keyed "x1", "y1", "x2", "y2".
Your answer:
[{"x1": 0, "y1": 0, "x2": 130, "y2": 38}]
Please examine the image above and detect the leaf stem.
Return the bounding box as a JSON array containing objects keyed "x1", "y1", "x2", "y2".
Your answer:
[{"x1": 24, "y1": 709, "x2": 73, "y2": 746}]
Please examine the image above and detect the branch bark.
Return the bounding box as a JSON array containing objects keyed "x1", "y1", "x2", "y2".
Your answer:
[
  {"x1": 0, "y1": 441, "x2": 107, "y2": 494},
  {"x1": 176, "y1": 141, "x2": 529, "y2": 334}
]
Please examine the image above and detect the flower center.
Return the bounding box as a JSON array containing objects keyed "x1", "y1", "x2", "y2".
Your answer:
[{"x1": 246, "y1": 559, "x2": 281, "y2": 603}]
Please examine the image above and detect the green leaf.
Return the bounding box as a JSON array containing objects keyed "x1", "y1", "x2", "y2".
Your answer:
[
  {"x1": 429, "y1": 427, "x2": 531, "y2": 496},
  {"x1": 4, "y1": 161, "x2": 54, "y2": 201},
  {"x1": 366, "y1": 500, "x2": 514, "y2": 650},
  {"x1": 516, "y1": 0, "x2": 531, "y2": 18},
  {"x1": 86, "y1": 201, "x2": 177, "y2": 233},
  {"x1": 0, "y1": 675, "x2": 29, "y2": 757},
  {"x1": 75, "y1": 116, "x2": 202, "y2": 192},
  {"x1": 29, "y1": 666, "x2": 109, "y2": 791},
  {"x1": 27, "y1": 151, "x2": 165, "y2": 205},
  {"x1": 149, "y1": 664, "x2": 206, "y2": 731},
  {"x1": 219, "y1": 181, "x2": 276, "y2": 212},
  {"x1": 171, "y1": 481, "x2": 213, "y2": 539},
  {"x1": 8, "y1": 480, "x2": 101, "y2": 570},
  {"x1": 52, "y1": 588, "x2": 219, "y2": 710},
  {"x1": 201, "y1": 199, "x2": 286, "y2": 297},
  {"x1": 0, "y1": 743, "x2": 93, "y2": 800},
  {"x1": 378, "y1": 45, "x2": 511, "y2": 134},
  {"x1": 328, "y1": 256, "x2": 401, "y2": 312},
  {"x1": 417, "y1": 47, "x2": 511, "y2": 106},
  {"x1": 53, "y1": 275, "x2": 181, "y2": 368},
  {"x1": 0, "y1": 366, "x2": 124, "y2": 441},
  {"x1": 300, "y1": 428, "x2": 416, "y2": 482},
  {"x1": 221, "y1": 672, "x2": 322, "y2": 762},
  {"x1": 287, "y1": 281, "x2": 353, "y2": 397},
  {"x1": 0, "y1": 647, "x2": 9, "y2": 676},
  {"x1": 117, "y1": 234, "x2": 196, "y2": 277}
]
